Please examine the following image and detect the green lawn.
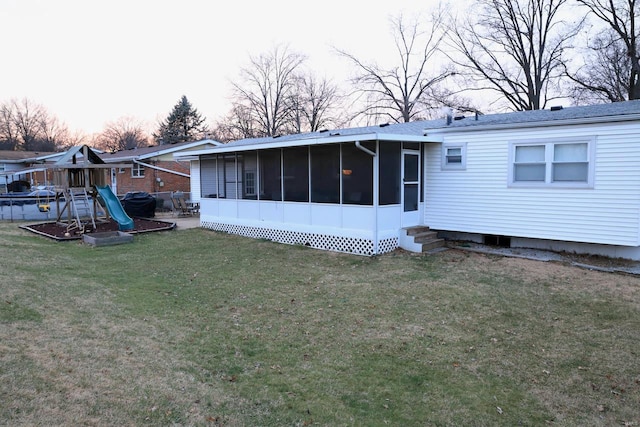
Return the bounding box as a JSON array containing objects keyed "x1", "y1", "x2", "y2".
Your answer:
[{"x1": 1, "y1": 222, "x2": 639, "y2": 426}]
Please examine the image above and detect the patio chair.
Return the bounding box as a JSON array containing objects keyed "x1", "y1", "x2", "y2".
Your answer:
[
  {"x1": 171, "y1": 191, "x2": 198, "y2": 216},
  {"x1": 171, "y1": 191, "x2": 188, "y2": 216}
]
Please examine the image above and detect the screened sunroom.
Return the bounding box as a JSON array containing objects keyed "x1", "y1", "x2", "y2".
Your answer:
[{"x1": 185, "y1": 130, "x2": 434, "y2": 255}]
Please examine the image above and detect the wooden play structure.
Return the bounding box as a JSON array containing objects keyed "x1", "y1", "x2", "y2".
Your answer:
[{"x1": 49, "y1": 145, "x2": 130, "y2": 234}]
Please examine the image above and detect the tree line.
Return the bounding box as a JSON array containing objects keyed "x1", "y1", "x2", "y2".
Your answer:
[{"x1": 1, "y1": 0, "x2": 636, "y2": 152}]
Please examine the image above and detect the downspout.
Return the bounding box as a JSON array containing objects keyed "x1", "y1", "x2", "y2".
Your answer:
[
  {"x1": 355, "y1": 140, "x2": 376, "y2": 157},
  {"x1": 354, "y1": 141, "x2": 379, "y2": 255}
]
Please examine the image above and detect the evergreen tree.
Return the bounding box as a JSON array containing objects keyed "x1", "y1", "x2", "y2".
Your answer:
[{"x1": 154, "y1": 95, "x2": 208, "y2": 144}]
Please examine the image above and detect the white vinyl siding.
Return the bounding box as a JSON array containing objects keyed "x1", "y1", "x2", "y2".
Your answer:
[
  {"x1": 425, "y1": 122, "x2": 640, "y2": 246},
  {"x1": 200, "y1": 158, "x2": 218, "y2": 198},
  {"x1": 190, "y1": 160, "x2": 201, "y2": 201}
]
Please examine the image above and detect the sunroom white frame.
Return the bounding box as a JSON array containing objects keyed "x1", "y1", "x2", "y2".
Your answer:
[{"x1": 181, "y1": 132, "x2": 437, "y2": 255}]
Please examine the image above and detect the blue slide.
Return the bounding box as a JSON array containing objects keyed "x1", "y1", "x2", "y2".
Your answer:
[{"x1": 95, "y1": 185, "x2": 135, "y2": 231}]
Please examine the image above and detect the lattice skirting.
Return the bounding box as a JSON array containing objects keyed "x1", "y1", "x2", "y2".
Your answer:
[{"x1": 201, "y1": 221, "x2": 398, "y2": 256}]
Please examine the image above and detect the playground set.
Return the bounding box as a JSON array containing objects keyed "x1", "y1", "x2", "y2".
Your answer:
[
  {"x1": 20, "y1": 145, "x2": 176, "y2": 241},
  {"x1": 48, "y1": 145, "x2": 134, "y2": 234}
]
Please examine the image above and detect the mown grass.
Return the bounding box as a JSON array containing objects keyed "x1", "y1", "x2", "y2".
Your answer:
[{"x1": 1, "y1": 222, "x2": 639, "y2": 426}]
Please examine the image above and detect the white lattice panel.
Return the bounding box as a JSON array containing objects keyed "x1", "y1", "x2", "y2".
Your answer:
[
  {"x1": 378, "y1": 237, "x2": 399, "y2": 254},
  {"x1": 201, "y1": 221, "x2": 398, "y2": 256}
]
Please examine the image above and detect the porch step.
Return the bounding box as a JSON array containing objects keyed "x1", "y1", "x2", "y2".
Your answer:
[{"x1": 400, "y1": 226, "x2": 446, "y2": 253}]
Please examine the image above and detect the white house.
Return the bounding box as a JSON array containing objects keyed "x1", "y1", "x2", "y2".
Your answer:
[{"x1": 176, "y1": 100, "x2": 640, "y2": 259}]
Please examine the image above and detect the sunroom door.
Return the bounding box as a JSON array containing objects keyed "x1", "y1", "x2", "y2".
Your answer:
[{"x1": 402, "y1": 150, "x2": 420, "y2": 226}]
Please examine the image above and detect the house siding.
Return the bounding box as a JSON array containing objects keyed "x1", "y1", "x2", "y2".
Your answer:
[
  {"x1": 190, "y1": 160, "x2": 201, "y2": 201},
  {"x1": 424, "y1": 121, "x2": 640, "y2": 247},
  {"x1": 115, "y1": 161, "x2": 190, "y2": 195}
]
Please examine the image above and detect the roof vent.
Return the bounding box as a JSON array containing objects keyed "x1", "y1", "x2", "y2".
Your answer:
[
  {"x1": 454, "y1": 115, "x2": 465, "y2": 121},
  {"x1": 379, "y1": 123, "x2": 390, "y2": 127},
  {"x1": 550, "y1": 105, "x2": 563, "y2": 111},
  {"x1": 319, "y1": 129, "x2": 329, "y2": 133}
]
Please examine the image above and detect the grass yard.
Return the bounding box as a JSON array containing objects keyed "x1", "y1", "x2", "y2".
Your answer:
[{"x1": 1, "y1": 222, "x2": 639, "y2": 426}]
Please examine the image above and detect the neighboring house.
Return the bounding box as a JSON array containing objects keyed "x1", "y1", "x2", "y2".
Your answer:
[
  {"x1": 100, "y1": 139, "x2": 220, "y2": 196},
  {"x1": 0, "y1": 151, "x2": 65, "y2": 191},
  {"x1": 176, "y1": 100, "x2": 640, "y2": 260}
]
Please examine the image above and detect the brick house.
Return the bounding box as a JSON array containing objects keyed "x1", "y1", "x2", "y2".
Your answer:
[{"x1": 99, "y1": 140, "x2": 220, "y2": 196}]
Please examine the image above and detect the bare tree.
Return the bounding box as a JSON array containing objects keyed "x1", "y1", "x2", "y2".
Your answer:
[
  {"x1": 230, "y1": 45, "x2": 306, "y2": 137},
  {"x1": 575, "y1": 0, "x2": 639, "y2": 100},
  {"x1": 567, "y1": 29, "x2": 630, "y2": 103},
  {"x1": 211, "y1": 104, "x2": 259, "y2": 142},
  {"x1": 448, "y1": 0, "x2": 581, "y2": 111},
  {"x1": 0, "y1": 102, "x2": 19, "y2": 150},
  {"x1": 13, "y1": 99, "x2": 49, "y2": 151},
  {"x1": 336, "y1": 9, "x2": 456, "y2": 123},
  {"x1": 96, "y1": 116, "x2": 150, "y2": 153},
  {"x1": 39, "y1": 115, "x2": 84, "y2": 151},
  {"x1": 290, "y1": 73, "x2": 347, "y2": 133},
  {"x1": 0, "y1": 98, "x2": 67, "y2": 151}
]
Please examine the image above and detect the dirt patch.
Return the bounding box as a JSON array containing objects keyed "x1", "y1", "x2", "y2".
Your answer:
[{"x1": 21, "y1": 218, "x2": 176, "y2": 241}]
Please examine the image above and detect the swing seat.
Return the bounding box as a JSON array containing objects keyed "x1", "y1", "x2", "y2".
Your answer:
[{"x1": 38, "y1": 204, "x2": 50, "y2": 212}]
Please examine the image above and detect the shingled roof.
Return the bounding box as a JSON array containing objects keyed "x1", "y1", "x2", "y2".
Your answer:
[{"x1": 218, "y1": 100, "x2": 640, "y2": 150}]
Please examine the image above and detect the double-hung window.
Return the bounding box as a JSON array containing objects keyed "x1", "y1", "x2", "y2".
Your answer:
[
  {"x1": 510, "y1": 138, "x2": 594, "y2": 187},
  {"x1": 132, "y1": 163, "x2": 145, "y2": 178},
  {"x1": 442, "y1": 142, "x2": 467, "y2": 170}
]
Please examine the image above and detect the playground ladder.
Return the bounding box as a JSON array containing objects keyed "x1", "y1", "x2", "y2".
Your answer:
[{"x1": 69, "y1": 188, "x2": 96, "y2": 231}]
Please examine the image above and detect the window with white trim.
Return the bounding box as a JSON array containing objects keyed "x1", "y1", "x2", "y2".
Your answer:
[
  {"x1": 442, "y1": 143, "x2": 467, "y2": 170},
  {"x1": 509, "y1": 138, "x2": 594, "y2": 187},
  {"x1": 244, "y1": 170, "x2": 256, "y2": 196},
  {"x1": 132, "y1": 163, "x2": 145, "y2": 178}
]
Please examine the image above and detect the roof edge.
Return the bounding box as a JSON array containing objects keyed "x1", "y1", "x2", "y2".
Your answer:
[
  {"x1": 174, "y1": 133, "x2": 437, "y2": 157},
  {"x1": 425, "y1": 112, "x2": 640, "y2": 134}
]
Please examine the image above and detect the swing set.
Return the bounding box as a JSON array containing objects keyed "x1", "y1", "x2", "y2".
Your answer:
[
  {"x1": 35, "y1": 171, "x2": 52, "y2": 213},
  {"x1": 36, "y1": 191, "x2": 51, "y2": 213}
]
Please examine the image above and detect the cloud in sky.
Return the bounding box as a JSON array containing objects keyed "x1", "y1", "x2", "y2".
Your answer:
[{"x1": 0, "y1": 0, "x2": 435, "y2": 134}]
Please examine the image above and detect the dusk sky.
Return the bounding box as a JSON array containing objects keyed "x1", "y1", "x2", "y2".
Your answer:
[{"x1": 0, "y1": 0, "x2": 438, "y2": 135}]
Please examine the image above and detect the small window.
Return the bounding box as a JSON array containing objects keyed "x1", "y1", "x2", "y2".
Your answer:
[
  {"x1": 442, "y1": 143, "x2": 467, "y2": 170},
  {"x1": 244, "y1": 170, "x2": 256, "y2": 196},
  {"x1": 509, "y1": 138, "x2": 595, "y2": 187},
  {"x1": 132, "y1": 163, "x2": 145, "y2": 178}
]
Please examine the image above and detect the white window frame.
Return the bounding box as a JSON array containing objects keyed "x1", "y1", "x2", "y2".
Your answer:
[
  {"x1": 131, "y1": 163, "x2": 145, "y2": 178},
  {"x1": 508, "y1": 137, "x2": 595, "y2": 188},
  {"x1": 441, "y1": 142, "x2": 467, "y2": 170},
  {"x1": 244, "y1": 170, "x2": 256, "y2": 196}
]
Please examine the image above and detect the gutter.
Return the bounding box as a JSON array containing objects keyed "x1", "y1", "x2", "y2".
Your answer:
[
  {"x1": 424, "y1": 112, "x2": 640, "y2": 135},
  {"x1": 174, "y1": 132, "x2": 437, "y2": 157},
  {"x1": 133, "y1": 160, "x2": 190, "y2": 178}
]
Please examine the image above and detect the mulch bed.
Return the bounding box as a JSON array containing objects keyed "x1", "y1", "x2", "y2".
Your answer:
[{"x1": 21, "y1": 217, "x2": 176, "y2": 241}]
